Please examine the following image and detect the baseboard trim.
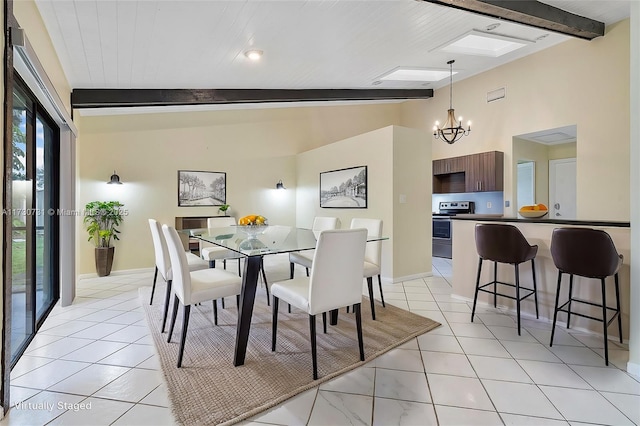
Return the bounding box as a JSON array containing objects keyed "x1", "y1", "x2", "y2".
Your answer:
[
  {"x1": 387, "y1": 271, "x2": 433, "y2": 284},
  {"x1": 78, "y1": 267, "x2": 154, "y2": 280}
]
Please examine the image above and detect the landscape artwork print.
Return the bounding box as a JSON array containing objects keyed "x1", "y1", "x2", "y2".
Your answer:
[
  {"x1": 178, "y1": 170, "x2": 226, "y2": 207},
  {"x1": 320, "y1": 166, "x2": 367, "y2": 208}
]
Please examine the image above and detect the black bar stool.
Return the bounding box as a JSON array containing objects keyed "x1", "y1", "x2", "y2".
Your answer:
[
  {"x1": 471, "y1": 223, "x2": 539, "y2": 335},
  {"x1": 549, "y1": 227, "x2": 623, "y2": 366}
]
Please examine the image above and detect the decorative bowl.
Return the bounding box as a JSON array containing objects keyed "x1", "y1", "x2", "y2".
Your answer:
[
  {"x1": 518, "y1": 210, "x2": 548, "y2": 218},
  {"x1": 238, "y1": 224, "x2": 269, "y2": 239}
]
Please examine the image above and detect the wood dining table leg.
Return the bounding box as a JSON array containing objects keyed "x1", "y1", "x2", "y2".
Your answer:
[{"x1": 234, "y1": 255, "x2": 261, "y2": 366}]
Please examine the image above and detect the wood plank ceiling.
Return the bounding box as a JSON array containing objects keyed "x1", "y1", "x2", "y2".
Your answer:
[{"x1": 31, "y1": 0, "x2": 630, "y2": 110}]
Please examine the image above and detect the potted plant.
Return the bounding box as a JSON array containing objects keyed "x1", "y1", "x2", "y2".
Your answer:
[
  {"x1": 218, "y1": 204, "x2": 230, "y2": 216},
  {"x1": 84, "y1": 200, "x2": 125, "y2": 276}
]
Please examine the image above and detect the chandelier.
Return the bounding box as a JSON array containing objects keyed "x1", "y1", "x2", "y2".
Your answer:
[{"x1": 433, "y1": 60, "x2": 471, "y2": 144}]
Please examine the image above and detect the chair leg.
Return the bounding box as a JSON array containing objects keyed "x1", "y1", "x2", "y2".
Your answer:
[
  {"x1": 271, "y1": 296, "x2": 279, "y2": 351},
  {"x1": 213, "y1": 300, "x2": 218, "y2": 326},
  {"x1": 515, "y1": 263, "x2": 521, "y2": 335},
  {"x1": 288, "y1": 304, "x2": 291, "y2": 314},
  {"x1": 221, "y1": 297, "x2": 226, "y2": 309},
  {"x1": 150, "y1": 266, "x2": 159, "y2": 305},
  {"x1": 377, "y1": 275, "x2": 385, "y2": 308},
  {"x1": 161, "y1": 279, "x2": 173, "y2": 333},
  {"x1": 367, "y1": 277, "x2": 376, "y2": 321},
  {"x1": 223, "y1": 259, "x2": 227, "y2": 270},
  {"x1": 601, "y1": 278, "x2": 609, "y2": 366},
  {"x1": 550, "y1": 271, "x2": 563, "y2": 347},
  {"x1": 211, "y1": 260, "x2": 216, "y2": 268},
  {"x1": 167, "y1": 295, "x2": 180, "y2": 343},
  {"x1": 531, "y1": 258, "x2": 539, "y2": 319},
  {"x1": 615, "y1": 273, "x2": 623, "y2": 343},
  {"x1": 289, "y1": 262, "x2": 295, "y2": 279},
  {"x1": 493, "y1": 261, "x2": 498, "y2": 308},
  {"x1": 567, "y1": 274, "x2": 574, "y2": 329},
  {"x1": 265, "y1": 280, "x2": 271, "y2": 306},
  {"x1": 238, "y1": 258, "x2": 242, "y2": 277},
  {"x1": 309, "y1": 314, "x2": 318, "y2": 380},
  {"x1": 471, "y1": 258, "x2": 483, "y2": 323},
  {"x1": 260, "y1": 260, "x2": 269, "y2": 306},
  {"x1": 305, "y1": 268, "x2": 309, "y2": 277},
  {"x1": 177, "y1": 305, "x2": 191, "y2": 368},
  {"x1": 322, "y1": 312, "x2": 327, "y2": 334},
  {"x1": 236, "y1": 294, "x2": 240, "y2": 309},
  {"x1": 355, "y1": 303, "x2": 365, "y2": 361}
]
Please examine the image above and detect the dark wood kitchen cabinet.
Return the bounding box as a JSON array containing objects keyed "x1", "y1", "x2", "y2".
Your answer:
[
  {"x1": 465, "y1": 151, "x2": 504, "y2": 192},
  {"x1": 432, "y1": 151, "x2": 503, "y2": 193},
  {"x1": 433, "y1": 157, "x2": 464, "y2": 175}
]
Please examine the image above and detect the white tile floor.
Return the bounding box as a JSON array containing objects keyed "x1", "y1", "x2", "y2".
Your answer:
[{"x1": 2, "y1": 256, "x2": 638, "y2": 425}]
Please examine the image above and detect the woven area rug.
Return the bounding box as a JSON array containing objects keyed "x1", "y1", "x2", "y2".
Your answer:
[{"x1": 140, "y1": 285, "x2": 440, "y2": 425}]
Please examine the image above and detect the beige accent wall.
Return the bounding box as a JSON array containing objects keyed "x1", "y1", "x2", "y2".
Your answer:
[
  {"x1": 548, "y1": 142, "x2": 577, "y2": 160},
  {"x1": 76, "y1": 105, "x2": 403, "y2": 275},
  {"x1": 401, "y1": 19, "x2": 630, "y2": 222},
  {"x1": 296, "y1": 125, "x2": 431, "y2": 281},
  {"x1": 513, "y1": 137, "x2": 550, "y2": 207}
]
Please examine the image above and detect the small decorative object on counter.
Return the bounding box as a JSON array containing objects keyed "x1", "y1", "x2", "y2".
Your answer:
[{"x1": 518, "y1": 204, "x2": 548, "y2": 218}]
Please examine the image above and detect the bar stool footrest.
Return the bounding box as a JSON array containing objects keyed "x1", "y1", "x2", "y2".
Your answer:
[
  {"x1": 556, "y1": 297, "x2": 620, "y2": 325},
  {"x1": 478, "y1": 281, "x2": 536, "y2": 302}
]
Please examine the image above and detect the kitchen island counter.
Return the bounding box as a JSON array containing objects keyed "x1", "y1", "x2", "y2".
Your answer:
[
  {"x1": 452, "y1": 215, "x2": 630, "y2": 228},
  {"x1": 451, "y1": 217, "x2": 630, "y2": 340}
]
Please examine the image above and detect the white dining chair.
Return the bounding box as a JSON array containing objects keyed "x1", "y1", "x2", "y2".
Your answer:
[
  {"x1": 148, "y1": 219, "x2": 210, "y2": 332},
  {"x1": 163, "y1": 224, "x2": 243, "y2": 367},
  {"x1": 351, "y1": 218, "x2": 385, "y2": 320},
  {"x1": 289, "y1": 216, "x2": 339, "y2": 278},
  {"x1": 200, "y1": 216, "x2": 243, "y2": 274},
  {"x1": 271, "y1": 228, "x2": 368, "y2": 380}
]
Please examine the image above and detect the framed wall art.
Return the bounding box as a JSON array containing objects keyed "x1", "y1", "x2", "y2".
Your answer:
[
  {"x1": 178, "y1": 170, "x2": 226, "y2": 207},
  {"x1": 319, "y1": 165, "x2": 367, "y2": 208}
]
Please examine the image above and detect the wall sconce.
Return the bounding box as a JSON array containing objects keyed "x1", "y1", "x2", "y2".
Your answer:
[
  {"x1": 107, "y1": 170, "x2": 123, "y2": 184},
  {"x1": 276, "y1": 179, "x2": 286, "y2": 190}
]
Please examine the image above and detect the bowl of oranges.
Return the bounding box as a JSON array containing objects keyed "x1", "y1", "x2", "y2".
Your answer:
[
  {"x1": 518, "y1": 204, "x2": 549, "y2": 218},
  {"x1": 238, "y1": 215, "x2": 268, "y2": 238}
]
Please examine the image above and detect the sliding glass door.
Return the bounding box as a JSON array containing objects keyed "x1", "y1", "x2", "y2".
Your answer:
[{"x1": 8, "y1": 76, "x2": 59, "y2": 366}]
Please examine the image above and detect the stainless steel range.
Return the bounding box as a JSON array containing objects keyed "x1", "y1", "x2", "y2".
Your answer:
[{"x1": 433, "y1": 201, "x2": 474, "y2": 259}]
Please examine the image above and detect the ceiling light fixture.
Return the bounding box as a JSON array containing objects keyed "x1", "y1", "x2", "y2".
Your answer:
[
  {"x1": 244, "y1": 49, "x2": 263, "y2": 61},
  {"x1": 433, "y1": 60, "x2": 471, "y2": 145}
]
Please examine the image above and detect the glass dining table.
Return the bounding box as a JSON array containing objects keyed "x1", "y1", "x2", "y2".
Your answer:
[{"x1": 186, "y1": 225, "x2": 387, "y2": 367}]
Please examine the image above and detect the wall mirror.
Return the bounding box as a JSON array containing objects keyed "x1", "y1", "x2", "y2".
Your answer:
[{"x1": 513, "y1": 125, "x2": 577, "y2": 220}]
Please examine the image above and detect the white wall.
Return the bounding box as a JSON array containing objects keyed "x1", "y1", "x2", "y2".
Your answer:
[{"x1": 296, "y1": 125, "x2": 432, "y2": 281}]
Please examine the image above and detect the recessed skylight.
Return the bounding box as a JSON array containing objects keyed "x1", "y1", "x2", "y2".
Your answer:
[
  {"x1": 378, "y1": 67, "x2": 455, "y2": 82},
  {"x1": 437, "y1": 30, "x2": 531, "y2": 57}
]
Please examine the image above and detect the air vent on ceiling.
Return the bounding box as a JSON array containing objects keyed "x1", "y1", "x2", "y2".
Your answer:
[{"x1": 487, "y1": 87, "x2": 506, "y2": 103}]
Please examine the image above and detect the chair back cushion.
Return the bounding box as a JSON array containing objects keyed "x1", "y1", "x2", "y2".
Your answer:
[
  {"x1": 312, "y1": 216, "x2": 339, "y2": 232},
  {"x1": 475, "y1": 223, "x2": 537, "y2": 264},
  {"x1": 550, "y1": 227, "x2": 623, "y2": 278},
  {"x1": 350, "y1": 218, "x2": 383, "y2": 267},
  {"x1": 148, "y1": 219, "x2": 172, "y2": 280},
  {"x1": 162, "y1": 224, "x2": 192, "y2": 304},
  {"x1": 308, "y1": 228, "x2": 367, "y2": 315},
  {"x1": 207, "y1": 216, "x2": 237, "y2": 228}
]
